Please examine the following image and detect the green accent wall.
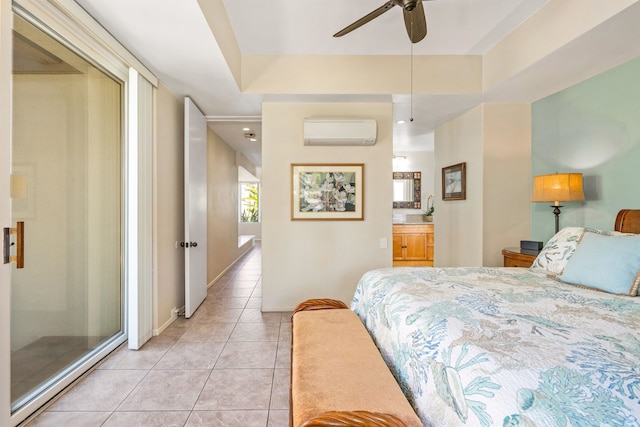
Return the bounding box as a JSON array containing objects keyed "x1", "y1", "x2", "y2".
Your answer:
[{"x1": 531, "y1": 56, "x2": 640, "y2": 242}]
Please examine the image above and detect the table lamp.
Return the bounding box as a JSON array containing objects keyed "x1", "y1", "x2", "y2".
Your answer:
[{"x1": 531, "y1": 173, "x2": 585, "y2": 233}]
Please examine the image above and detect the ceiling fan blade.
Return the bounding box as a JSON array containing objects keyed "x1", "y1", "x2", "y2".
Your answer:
[
  {"x1": 333, "y1": 1, "x2": 396, "y2": 38},
  {"x1": 403, "y1": 0, "x2": 427, "y2": 43}
]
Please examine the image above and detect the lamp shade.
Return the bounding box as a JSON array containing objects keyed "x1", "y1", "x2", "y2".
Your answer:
[{"x1": 531, "y1": 173, "x2": 585, "y2": 204}]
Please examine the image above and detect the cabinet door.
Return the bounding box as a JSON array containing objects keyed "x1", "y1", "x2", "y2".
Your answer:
[
  {"x1": 392, "y1": 234, "x2": 404, "y2": 260},
  {"x1": 427, "y1": 232, "x2": 434, "y2": 261},
  {"x1": 404, "y1": 233, "x2": 428, "y2": 260}
]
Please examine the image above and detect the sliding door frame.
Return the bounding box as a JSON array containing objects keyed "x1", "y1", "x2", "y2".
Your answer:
[
  {"x1": 0, "y1": 0, "x2": 13, "y2": 425},
  {"x1": 2, "y1": 1, "x2": 157, "y2": 424}
]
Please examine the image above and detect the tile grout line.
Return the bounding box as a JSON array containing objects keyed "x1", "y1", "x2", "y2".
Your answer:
[{"x1": 28, "y1": 244, "x2": 292, "y2": 426}]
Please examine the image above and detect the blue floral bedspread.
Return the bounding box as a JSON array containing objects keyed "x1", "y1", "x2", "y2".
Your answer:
[{"x1": 350, "y1": 267, "x2": 640, "y2": 427}]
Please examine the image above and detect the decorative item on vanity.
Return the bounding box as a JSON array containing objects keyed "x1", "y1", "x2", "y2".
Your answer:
[
  {"x1": 531, "y1": 173, "x2": 585, "y2": 233},
  {"x1": 423, "y1": 194, "x2": 434, "y2": 222}
]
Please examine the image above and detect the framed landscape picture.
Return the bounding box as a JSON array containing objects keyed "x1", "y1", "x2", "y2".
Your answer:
[
  {"x1": 291, "y1": 163, "x2": 364, "y2": 220},
  {"x1": 442, "y1": 162, "x2": 466, "y2": 201}
]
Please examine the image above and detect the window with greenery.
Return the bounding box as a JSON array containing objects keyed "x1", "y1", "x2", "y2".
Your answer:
[{"x1": 240, "y1": 182, "x2": 260, "y2": 223}]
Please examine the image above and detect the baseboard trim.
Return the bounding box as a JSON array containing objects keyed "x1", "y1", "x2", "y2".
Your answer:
[
  {"x1": 153, "y1": 305, "x2": 183, "y2": 336},
  {"x1": 207, "y1": 242, "x2": 256, "y2": 289}
]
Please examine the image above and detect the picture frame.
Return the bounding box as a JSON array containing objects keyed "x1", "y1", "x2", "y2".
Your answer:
[
  {"x1": 392, "y1": 171, "x2": 421, "y2": 209},
  {"x1": 442, "y1": 162, "x2": 466, "y2": 201},
  {"x1": 291, "y1": 163, "x2": 364, "y2": 220}
]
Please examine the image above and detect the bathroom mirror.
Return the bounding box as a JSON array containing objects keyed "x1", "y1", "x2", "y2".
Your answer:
[{"x1": 393, "y1": 172, "x2": 421, "y2": 208}]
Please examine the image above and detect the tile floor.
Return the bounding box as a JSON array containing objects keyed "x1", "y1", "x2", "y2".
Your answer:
[
  {"x1": 12, "y1": 335, "x2": 108, "y2": 403},
  {"x1": 28, "y1": 243, "x2": 292, "y2": 427}
]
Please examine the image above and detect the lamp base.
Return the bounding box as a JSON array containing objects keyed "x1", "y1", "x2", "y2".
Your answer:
[{"x1": 551, "y1": 205, "x2": 563, "y2": 234}]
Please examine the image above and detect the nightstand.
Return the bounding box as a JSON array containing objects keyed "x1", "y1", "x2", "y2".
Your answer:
[{"x1": 502, "y1": 247, "x2": 539, "y2": 268}]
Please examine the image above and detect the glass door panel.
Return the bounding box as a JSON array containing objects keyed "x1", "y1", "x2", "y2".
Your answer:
[{"x1": 10, "y1": 12, "x2": 123, "y2": 412}]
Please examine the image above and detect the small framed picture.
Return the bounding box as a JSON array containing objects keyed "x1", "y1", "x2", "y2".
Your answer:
[
  {"x1": 291, "y1": 163, "x2": 364, "y2": 220},
  {"x1": 442, "y1": 162, "x2": 466, "y2": 201}
]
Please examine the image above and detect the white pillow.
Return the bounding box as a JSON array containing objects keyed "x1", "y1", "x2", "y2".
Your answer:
[
  {"x1": 530, "y1": 227, "x2": 585, "y2": 276},
  {"x1": 530, "y1": 227, "x2": 616, "y2": 276}
]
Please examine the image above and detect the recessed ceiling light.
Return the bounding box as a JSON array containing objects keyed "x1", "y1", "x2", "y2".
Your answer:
[
  {"x1": 249, "y1": 138, "x2": 257, "y2": 142},
  {"x1": 242, "y1": 127, "x2": 251, "y2": 131},
  {"x1": 396, "y1": 120, "x2": 406, "y2": 124}
]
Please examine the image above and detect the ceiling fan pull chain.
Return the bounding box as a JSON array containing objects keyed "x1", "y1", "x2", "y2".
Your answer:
[{"x1": 410, "y1": 39, "x2": 414, "y2": 122}]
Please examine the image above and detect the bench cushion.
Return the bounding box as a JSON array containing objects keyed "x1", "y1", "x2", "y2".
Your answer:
[{"x1": 291, "y1": 309, "x2": 421, "y2": 427}]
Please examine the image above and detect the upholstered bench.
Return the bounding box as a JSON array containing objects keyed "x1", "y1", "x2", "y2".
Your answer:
[{"x1": 290, "y1": 299, "x2": 422, "y2": 427}]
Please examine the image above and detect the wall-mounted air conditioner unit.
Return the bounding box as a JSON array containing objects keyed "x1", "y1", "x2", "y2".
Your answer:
[{"x1": 303, "y1": 118, "x2": 377, "y2": 146}]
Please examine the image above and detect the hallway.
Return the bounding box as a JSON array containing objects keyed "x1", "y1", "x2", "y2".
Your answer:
[{"x1": 28, "y1": 243, "x2": 291, "y2": 426}]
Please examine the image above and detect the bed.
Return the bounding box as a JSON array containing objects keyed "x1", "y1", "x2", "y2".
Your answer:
[{"x1": 351, "y1": 210, "x2": 640, "y2": 426}]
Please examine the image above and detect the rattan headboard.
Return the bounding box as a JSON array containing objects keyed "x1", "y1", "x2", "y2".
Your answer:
[{"x1": 615, "y1": 210, "x2": 640, "y2": 234}]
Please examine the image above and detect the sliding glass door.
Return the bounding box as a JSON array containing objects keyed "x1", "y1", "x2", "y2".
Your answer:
[{"x1": 9, "y1": 11, "x2": 124, "y2": 415}]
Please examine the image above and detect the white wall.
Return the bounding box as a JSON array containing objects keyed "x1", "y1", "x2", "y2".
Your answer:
[
  {"x1": 435, "y1": 104, "x2": 531, "y2": 267},
  {"x1": 207, "y1": 127, "x2": 254, "y2": 283},
  {"x1": 262, "y1": 102, "x2": 393, "y2": 311},
  {"x1": 239, "y1": 221, "x2": 262, "y2": 241},
  {"x1": 435, "y1": 106, "x2": 485, "y2": 267},
  {"x1": 154, "y1": 84, "x2": 185, "y2": 333},
  {"x1": 482, "y1": 104, "x2": 532, "y2": 266}
]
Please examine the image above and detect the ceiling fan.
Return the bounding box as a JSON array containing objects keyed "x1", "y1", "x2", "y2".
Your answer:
[{"x1": 334, "y1": 0, "x2": 428, "y2": 43}]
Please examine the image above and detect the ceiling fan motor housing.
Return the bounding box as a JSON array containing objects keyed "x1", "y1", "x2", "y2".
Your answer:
[{"x1": 399, "y1": 0, "x2": 418, "y2": 11}]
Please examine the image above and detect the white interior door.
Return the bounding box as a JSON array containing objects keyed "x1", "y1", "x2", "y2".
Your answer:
[{"x1": 184, "y1": 97, "x2": 208, "y2": 318}]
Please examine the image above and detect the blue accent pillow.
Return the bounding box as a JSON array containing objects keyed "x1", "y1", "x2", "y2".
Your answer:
[{"x1": 558, "y1": 231, "x2": 640, "y2": 296}]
